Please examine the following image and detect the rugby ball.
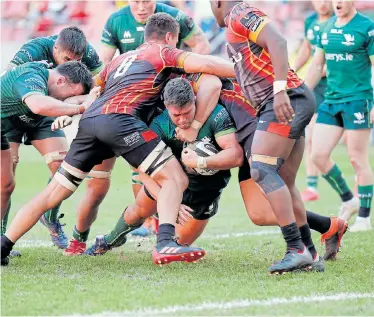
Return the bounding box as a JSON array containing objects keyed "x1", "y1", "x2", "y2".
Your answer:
[{"x1": 183, "y1": 141, "x2": 219, "y2": 176}]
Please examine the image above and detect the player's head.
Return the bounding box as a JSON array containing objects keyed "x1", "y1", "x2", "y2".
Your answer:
[
  {"x1": 210, "y1": 0, "x2": 241, "y2": 27},
  {"x1": 128, "y1": 0, "x2": 156, "y2": 23},
  {"x1": 53, "y1": 26, "x2": 87, "y2": 65},
  {"x1": 144, "y1": 13, "x2": 179, "y2": 47},
  {"x1": 163, "y1": 78, "x2": 196, "y2": 129},
  {"x1": 312, "y1": 0, "x2": 333, "y2": 17},
  {"x1": 333, "y1": 0, "x2": 355, "y2": 18},
  {"x1": 49, "y1": 61, "x2": 92, "y2": 100}
]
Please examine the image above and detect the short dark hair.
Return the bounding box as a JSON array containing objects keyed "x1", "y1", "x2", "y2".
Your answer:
[
  {"x1": 163, "y1": 78, "x2": 194, "y2": 108},
  {"x1": 56, "y1": 61, "x2": 92, "y2": 94},
  {"x1": 56, "y1": 26, "x2": 87, "y2": 57},
  {"x1": 144, "y1": 13, "x2": 180, "y2": 41}
]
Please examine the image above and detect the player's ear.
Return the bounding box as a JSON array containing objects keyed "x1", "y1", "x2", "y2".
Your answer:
[{"x1": 56, "y1": 76, "x2": 67, "y2": 85}]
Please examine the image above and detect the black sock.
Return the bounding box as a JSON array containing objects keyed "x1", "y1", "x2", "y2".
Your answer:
[
  {"x1": 156, "y1": 223, "x2": 175, "y2": 247},
  {"x1": 1, "y1": 235, "x2": 14, "y2": 258},
  {"x1": 280, "y1": 222, "x2": 304, "y2": 251},
  {"x1": 306, "y1": 211, "x2": 331, "y2": 234},
  {"x1": 340, "y1": 191, "x2": 354, "y2": 202},
  {"x1": 358, "y1": 207, "x2": 370, "y2": 218},
  {"x1": 299, "y1": 224, "x2": 317, "y2": 259}
]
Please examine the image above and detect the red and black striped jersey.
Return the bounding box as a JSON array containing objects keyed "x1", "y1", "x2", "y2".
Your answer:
[
  {"x1": 225, "y1": 2, "x2": 303, "y2": 110},
  {"x1": 83, "y1": 42, "x2": 189, "y2": 124}
]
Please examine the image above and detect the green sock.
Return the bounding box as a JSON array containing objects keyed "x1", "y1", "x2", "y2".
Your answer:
[
  {"x1": 1, "y1": 200, "x2": 11, "y2": 235},
  {"x1": 104, "y1": 211, "x2": 142, "y2": 248},
  {"x1": 358, "y1": 185, "x2": 373, "y2": 218},
  {"x1": 72, "y1": 226, "x2": 90, "y2": 242},
  {"x1": 307, "y1": 176, "x2": 318, "y2": 190},
  {"x1": 322, "y1": 164, "x2": 353, "y2": 202},
  {"x1": 44, "y1": 177, "x2": 62, "y2": 222}
]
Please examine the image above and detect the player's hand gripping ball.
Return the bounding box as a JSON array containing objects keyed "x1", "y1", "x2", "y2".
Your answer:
[{"x1": 182, "y1": 141, "x2": 219, "y2": 176}]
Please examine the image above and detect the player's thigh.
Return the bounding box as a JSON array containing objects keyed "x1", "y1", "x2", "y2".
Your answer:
[
  {"x1": 1, "y1": 134, "x2": 15, "y2": 191},
  {"x1": 312, "y1": 123, "x2": 344, "y2": 159}
]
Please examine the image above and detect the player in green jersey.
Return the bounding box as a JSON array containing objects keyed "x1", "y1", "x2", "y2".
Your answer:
[
  {"x1": 100, "y1": 0, "x2": 210, "y2": 65},
  {"x1": 0, "y1": 61, "x2": 95, "y2": 261},
  {"x1": 83, "y1": 77, "x2": 243, "y2": 256},
  {"x1": 1, "y1": 26, "x2": 104, "y2": 249},
  {"x1": 306, "y1": 0, "x2": 374, "y2": 231},
  {"x1": 293, "y1": 0, "x2": 333, "y2": 202}
]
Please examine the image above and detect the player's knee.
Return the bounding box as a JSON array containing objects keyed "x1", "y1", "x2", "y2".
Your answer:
[
  {"x1": 54, "y1": 162, "x2": 86, "y2": 192},
  {"x1": 349, "y1": 153, "x2": 368, "y2": 173},
  {"x1": 12, "y1": 154, "x2": 19, "y2": 165},
  {"x1": 44, "y1": 151, "x2": 67, "y2": 165},
  {"x1": 250, "y1": 154, "x2": 285, "y2": 194},
  {"x1": 311, "y1": 150, "x2": 327, "y2": 167},
  {"x1": 1, "y1": 178, "x2": 15, "y2": 196}
]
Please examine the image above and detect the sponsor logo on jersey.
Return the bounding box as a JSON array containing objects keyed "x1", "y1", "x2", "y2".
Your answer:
[
  {"x1": 331, "y1": 28, "x2": 343, "y2": 34},
  {"x1": 368, "y1": 29, "x2": 374, "y2": 37},
  {"x1": 240, "y1": 13, "x2": 263, "y2": 32},
  {"x1": 175, "y1": 11, "x2": 184, "y2": 22},
  {"x1": 342, "y1": 34, "x2": 355, "y2": 46},
  {"x1": 136, "y1": 26, "x2": 145, "y2": 31},
  {"x1": 325, "y1": 52, "x2": 353, "y2": 62},
  {"x1": 321, "y1": 32, "x2": 328, "y2": 45},
  {"x1": 314, "y1": 25, "x2": 320, "y2": 31},
  {"x1": 121, "y1": 31, "x2": 135, "y2": 44},
  {"x1": 307, "y1": 29, "x2": 315, "y2": 41},
  {"x1": 353, "y1": 112, "x2": 365, "y2": 124}
]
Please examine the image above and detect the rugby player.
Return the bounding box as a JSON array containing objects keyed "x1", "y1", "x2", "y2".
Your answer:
[
  {"x1": 210, "y1": 1, "x2": 319, "y2": 274},
  {"x1": 84, "y1": 77, "x2": 243, "y2": 256},
  {"x1": 306, "y1": 0, "x2": 373, "y2": 231},
  {"x1": 0, "y1": 13, "x2": 237, "y2": 266},
  {"x1": 101, "y1": 0, "x2": 210, "y2": 64},
  {"x1": 3, "y1": 26, "x2": 103, "y2": 249},
  {"x1": 293, "y1": 0, "x2": 333, "y2": 202},
  {"x1": 0, "y1": 61, "x2": 94, "y2": 262}
]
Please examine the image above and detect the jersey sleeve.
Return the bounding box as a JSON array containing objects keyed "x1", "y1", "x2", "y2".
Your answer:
[
  {"x1": 83, "y1": 44, "x2": 104, "y2": 75},
  {"x1": 9, "y1": 39, "x2": 45, "y2": 67},
  {"x1": 12, "y1": 73, "x2": 48, "y2": 103},
  {"x1": 177, "y1": 12, "x2": 197, "y2": 41},
  {"x1": 101, "y1": 15, "x2": 118, "y2": 48},
  {"x1": 150, "y1": 115, "x2": 168, "y2": 142},
  {"x1": 162, "y1": 46, "x2": 190, "y2": 70},
  {"x1": 229, "y1": 7, "x2": 271, "y2": 43},
  {"x1": 182, "y1": 73, "x2": 204, "y2": 94},
  {"x1": 212, "y1": 106, "x2": 236, "y2": 138},
  {"x1": 366, "y1": 22, "x2": 374, "y2": 58}
]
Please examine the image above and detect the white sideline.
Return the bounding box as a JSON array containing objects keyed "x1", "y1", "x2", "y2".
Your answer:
[
  {"x1": 17, "y1": 229, "x2": 280, "y2": 248},
  {"x1": 69, "y1": 293, "x2": 374, "y2": 316}
]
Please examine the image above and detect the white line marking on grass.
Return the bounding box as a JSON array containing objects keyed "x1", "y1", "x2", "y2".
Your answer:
[
  {"x1": 17, "y1": 229, "x2": 280, "y2": 248},
  {"x1": 69, "y1": 293, "x2": 374, "y2": 316}
]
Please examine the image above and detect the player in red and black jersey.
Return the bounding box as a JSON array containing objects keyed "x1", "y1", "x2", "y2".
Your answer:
[
  {"x1": 210, "y1": 1, "x2": 321, "y2": 274},
  {"x1": 0, "y1": 13, "x2": 236, "y2": 266}
]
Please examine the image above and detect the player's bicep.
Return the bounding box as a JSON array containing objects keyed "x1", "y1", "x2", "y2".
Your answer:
[
  {"x1": 12, "y1": 74, "x2": 47, "y2": 102},
  {"x1": 10, "y1": 44, "x2": 39, "y2": 67},
  {"x1": 255, "y1": 21, "x2": 284, "y2": 51},
  {"x1": 215, "y1": 132, "x2": 239, "y2": 151}
]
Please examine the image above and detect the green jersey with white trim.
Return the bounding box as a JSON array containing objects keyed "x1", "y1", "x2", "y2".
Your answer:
[
  {"x1": 101, "y1": 3, "x2": 196, "y2": 53},
  {"x1": 1, "y1": 62, "x2": 48, "y2": 124},
  {"x1": 317, "y1": 13, "x2": 374, "y2": 103},
  {"x1": 9, "y1": 35, "x2": 103, "y2": 75},
  {"x1": 150, "y1": 105, "x2": 236, "y2": 191}
]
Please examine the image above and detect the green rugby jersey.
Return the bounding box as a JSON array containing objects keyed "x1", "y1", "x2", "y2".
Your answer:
[
  {"x1": 1, "y1": 62, "x2": 49, "y2": 124},
  {"x1": 317, "y1": 13, "x2": 374, "y2": 103},
  {"x1": 101, "y1": 2, "x2": 197, "y2": 53},
  {"x1": 9, "y1": 35, "x2": 103, "y2": 75},
  {"x1": 150, "y1": 105, "x2": 236, "y2": 191}
]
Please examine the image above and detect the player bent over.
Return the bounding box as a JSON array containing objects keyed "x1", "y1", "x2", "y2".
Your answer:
[
  {"x1": 306, "y1": 0, "x2": 374, "y2": 231},
  {"x1": 84, "y1": 78, "x2": 243, "y2": 260},
  {"x1": 0, "y1": 13, "x2": 237, "y2": 266},
  {"x1": 0, "y1": 61, "x2": 95, "y2": 265},
  {"x1": 4, "y1": 26, "x2": 104, "y2": 248}
]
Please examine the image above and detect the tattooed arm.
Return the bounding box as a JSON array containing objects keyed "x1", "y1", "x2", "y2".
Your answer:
[{"x1": 183, "y1": 25, "x2": 211, "y2": 55}]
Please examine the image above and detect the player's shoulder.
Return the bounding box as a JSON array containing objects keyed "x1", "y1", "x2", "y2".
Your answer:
[
  {"x1": 24, "y1": 35, "x2": 56, "y2": 47},
  {"x1": 155, "y1": 2, "x2": 179, "y2": 17},
  {"x1": 208, "y1": 104, "x2": 227, "y2": 121},
  {"x1": 355, "y1": 13, "x2": 373, "y2": 31},
  {"x1": 321, "y1": 16, "x2": 336, "y2": 32},
  {"x1": 107, "y1": 6, "x2": 130, "y2": 22},
  {"x1": 152, "y1": 109, "x2": 170, "y2": 125},
  {"x1": 305, "y1": 12, "x2": 318, "y2": 27}
]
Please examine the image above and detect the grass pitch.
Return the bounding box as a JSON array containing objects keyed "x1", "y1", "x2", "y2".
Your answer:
[{"x1": 1, "y1": 145, "x2": 374, "y2": 316}]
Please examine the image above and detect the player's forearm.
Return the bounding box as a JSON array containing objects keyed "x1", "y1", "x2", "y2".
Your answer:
[
  {"x1": 25, "y1": 95, "x2": 85, "y2": 117},
  {"x1": 194, "y1": 76, "x2": 222, "y2": 125},
  {"x1": 64, "y1": 95, "x2": 89, "y2": 105},
  {"x1": 206, "y1": 146, "x2": 243, "y2": 170},
  {"x1": 305, "y1": 62, "x2": 324, "y2": 90},
  {"x1": 184, "y1": 54, "x2": 235, "y2": 78},
  {"x1": 268, "y1": 36, "x2": 289, "y2": 81}
]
